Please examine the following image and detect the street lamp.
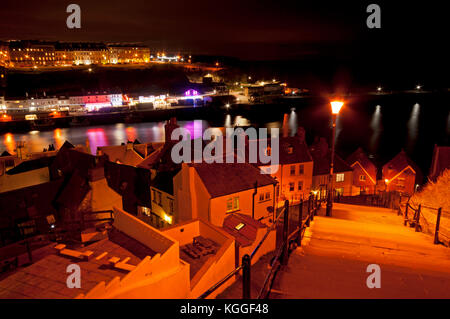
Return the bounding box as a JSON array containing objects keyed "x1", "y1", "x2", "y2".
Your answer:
[{"x1": 326, "y1": 100, "x2": 344, "y2": 217}]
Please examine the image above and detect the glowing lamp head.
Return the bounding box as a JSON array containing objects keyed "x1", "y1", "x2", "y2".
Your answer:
[
  {"x1": 384, "y1": 179, "x2": 389, "y2": 184},
  {"x1": 330, "y1": 101, "x2": 344, "y2": 114}
]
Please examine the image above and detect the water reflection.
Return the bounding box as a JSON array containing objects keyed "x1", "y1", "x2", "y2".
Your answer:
[
  {"x1": 224, "y1": 114, "x2": 232, "y2": 128},
  {"x1": 87, "y1": 128, "x2": 109, "y2": 154},
  {"x1": 4, "y1": 133, "x2": 15, "y2": 154},
  {"x1": 288, "y1": 110, "x2": 297, "y2": 136},
  {"x1": 369, "y1": 105, "x2": 383, "y2": 153},
  {"x1": 407, "y1": 103, "x2": 420, "y2": 151}
]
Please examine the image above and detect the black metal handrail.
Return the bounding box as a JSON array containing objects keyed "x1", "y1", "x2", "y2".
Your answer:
[
  {"x1": 198, "y1": 194, "x2": 323, "y2": 299},
  {"x1": 197, "y1": 203, "x2": 288, "y2": 299},
  {"x1": 198, "y1": 265, "x2": 243, "y2": 299},
  {"x1": 258, "y1": 196, "x2": 322, "y2": 299},
  {"x1": 401, "y1": 201, "x2": 449, "y2": 246}
]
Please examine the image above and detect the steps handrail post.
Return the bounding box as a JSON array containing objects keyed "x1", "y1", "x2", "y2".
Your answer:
[
  {"x1": 404, "y1": 204, "x2": 409, "y2": 226},
  {"x1": 242, "y1": 254, "x2": 251, "y2": 299},
  {"x1": 297, "y1": 199, "x2": 303, "y2": 246},
  {"x1": 434, "y1": 208, "x2": 442, "y2": 245},
  {"x1": 415, "y1": 204, "x2": 421, "y2": 232},
  {"x1": 281, "y1": 200, "x2": 289, "y2": 266}
]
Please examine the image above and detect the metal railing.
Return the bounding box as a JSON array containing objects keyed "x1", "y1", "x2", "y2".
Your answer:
[
  {"x1": 198, "y1": 195, "x2": 323, "y2": 299},
  {"x1": 401, "y1": 200, "x2": 450, "y2": 246}
]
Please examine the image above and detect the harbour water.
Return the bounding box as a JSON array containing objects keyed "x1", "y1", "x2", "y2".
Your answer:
[{"x1": 1, "y1": 94, "x2": 449, "y2": 179}]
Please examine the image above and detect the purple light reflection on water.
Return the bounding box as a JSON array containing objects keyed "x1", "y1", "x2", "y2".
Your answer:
[{"x1": 0, "y1": 120, "x2": 212, "y2": 155}]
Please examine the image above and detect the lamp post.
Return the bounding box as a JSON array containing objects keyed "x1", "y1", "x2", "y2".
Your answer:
[{"x1": 326, "y1": 100, "x2": 344, "y2": 217}]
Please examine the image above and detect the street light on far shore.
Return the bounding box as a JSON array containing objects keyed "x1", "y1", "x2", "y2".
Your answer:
[{"x1": 326, "y1": 100, "x2": 344, "y2": 217}]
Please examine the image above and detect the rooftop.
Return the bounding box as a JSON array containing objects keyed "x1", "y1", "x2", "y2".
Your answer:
[
  {"x1": 346, "y1": 147, "x2": 377, "y2": 182},
  {"x1": 0, "y1": 226, "x2": 156, "y2": 299},
  {"x1": 383, "y1": 150, "x2": 422, "y2": 181},
  {"x1": 222, "y1": 213, "x2": 267, "y2": 247},
  {"x1": 192, "y1": 162, "x2": 277, "y2": 198}
]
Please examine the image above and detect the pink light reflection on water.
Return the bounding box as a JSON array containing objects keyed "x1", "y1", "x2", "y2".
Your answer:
[{"x1": 87, "y1": 128, "x2": 109, "y2": 154}]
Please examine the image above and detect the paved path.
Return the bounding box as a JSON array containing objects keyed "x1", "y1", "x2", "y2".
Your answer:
[{"x1": 271, "y1": 203, "x2": 450, "y2": 298}]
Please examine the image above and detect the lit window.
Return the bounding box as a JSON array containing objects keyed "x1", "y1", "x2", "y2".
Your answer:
[
  {"x1": 336, "y1": 173, "x2": 345, "y2": 182},
  {"x1": 235, "y1": 223, "x2": 245, "y2": 231},
  {"x1": 226, "y1": 198, "x2": 233, "y2": 212},
  {"x1": 287, "y1": 146, "x2": 293, "y2": 154},
  {"x1": 233, "y1": 197, "x2": 239, "y2": 210},
  {"x1": 226, "y1": 197, "x2": 239, "y2": 212}
]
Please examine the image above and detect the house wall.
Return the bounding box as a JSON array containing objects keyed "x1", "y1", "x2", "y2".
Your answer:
[
  {"x1": 385, "y1": 168, "x2": 416, "y2": 195},
  {"x1": 209, "y1": 184, "x2": 274, "y2": 227},
  {"x1": 312, "y1": 171, "x2": 353, "y2": 198},
  {"x1": 0, "y1": 167, "x2": 49, "y2": 193},
  {"x1": 266, "y1": 161, "x2": 313, "y2": 202},
  {"x1": 163, "y1": 219, "x2": 236, "y2": 299},
  {"x1": 113, "y1": 207, "x2": 177, "y2": 257},
  {"x1": 80, "y1": 256, "x2": 191, "y2": 299},
  {"x1": 150, "y1": 186, "x2": 175, "y2": 225},
  {"x1": 174, "y1": 164, "x2": 211, "y2": 224},
  {"x1": 350, "y1": 162, "x2": 376, "y2": 194}
]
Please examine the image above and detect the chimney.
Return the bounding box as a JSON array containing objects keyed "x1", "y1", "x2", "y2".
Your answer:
[
  {"x1": 282, "y1": 113, "x2": 289, "y2": 138},
  {"x1": 296, "y1": 127, "x2": 305, "y2": 143},
  {"x1": 126, "y1": 141, "x2": 133, "y2": 150},
  {"x1": 164, "y1": 117, "x2": 179, "y2": 143}
]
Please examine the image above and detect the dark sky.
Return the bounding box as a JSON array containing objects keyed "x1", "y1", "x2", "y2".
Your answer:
[{"x1": 0, "y1": 0, "x2": 448, "y2": 62}]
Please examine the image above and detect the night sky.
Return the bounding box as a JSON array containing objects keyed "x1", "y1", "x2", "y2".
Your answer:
[
  {"x1": 1, "y1": 1, "x2": 449, "y2": 89},
  {"x1": 0, "y1": 1, "x2": 447, "y2": 60}
]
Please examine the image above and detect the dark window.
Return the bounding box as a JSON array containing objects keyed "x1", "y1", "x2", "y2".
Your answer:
[
  {"x1": 290, "y1": 165, "x2": 296, "y2": 176},
  {"x1": 289, "y1": 182, "x2": 294, "y2": 192},
  {"x1": 299, "y1": 165, "x2": 304, "y2": 175},
  {"x1": 298, "y1": 181, "x2": 303, "y2": 191}
]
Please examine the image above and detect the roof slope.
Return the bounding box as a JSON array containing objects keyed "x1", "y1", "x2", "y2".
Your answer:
[
  {"x1": 310, "y1": 149, "x2": 353, "y2": 175},
  {"x1": 222, "y1": 213, "x2": 267, "y2": 247},
  {"x1": 383, "y1": 150, "x2": 422, "y2": 181},
  {"x1": 346, "y1": 147, "x2": 377, "y2": 182},
  {"x1": 193, "y1": 162, "x2": 276, "y2": 198},
  {"x1": 6, "y1": 156, "x2": 55, "y2": 175},
  {"x1": 246, "y1": 136, "x2": 313, "y2": 165}
]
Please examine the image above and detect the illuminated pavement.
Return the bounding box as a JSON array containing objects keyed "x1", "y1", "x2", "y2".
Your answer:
[{"x1": 271, "y1": 204, "x2": 450, "y2": 298}]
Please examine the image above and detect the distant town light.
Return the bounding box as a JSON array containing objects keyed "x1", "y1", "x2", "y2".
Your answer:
[
  {"x1": 225, "y1": 104, "x2": 230, "y2": 108},
  {"x1": 330, "y1": 101, "x2": 344, "y2": 115},
  {"x1": 377, "y1": 86, "x2": 382, "y2": 92},
  {"x1": 416, "y1": 84, "x2": 422, "y2": 90}
]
